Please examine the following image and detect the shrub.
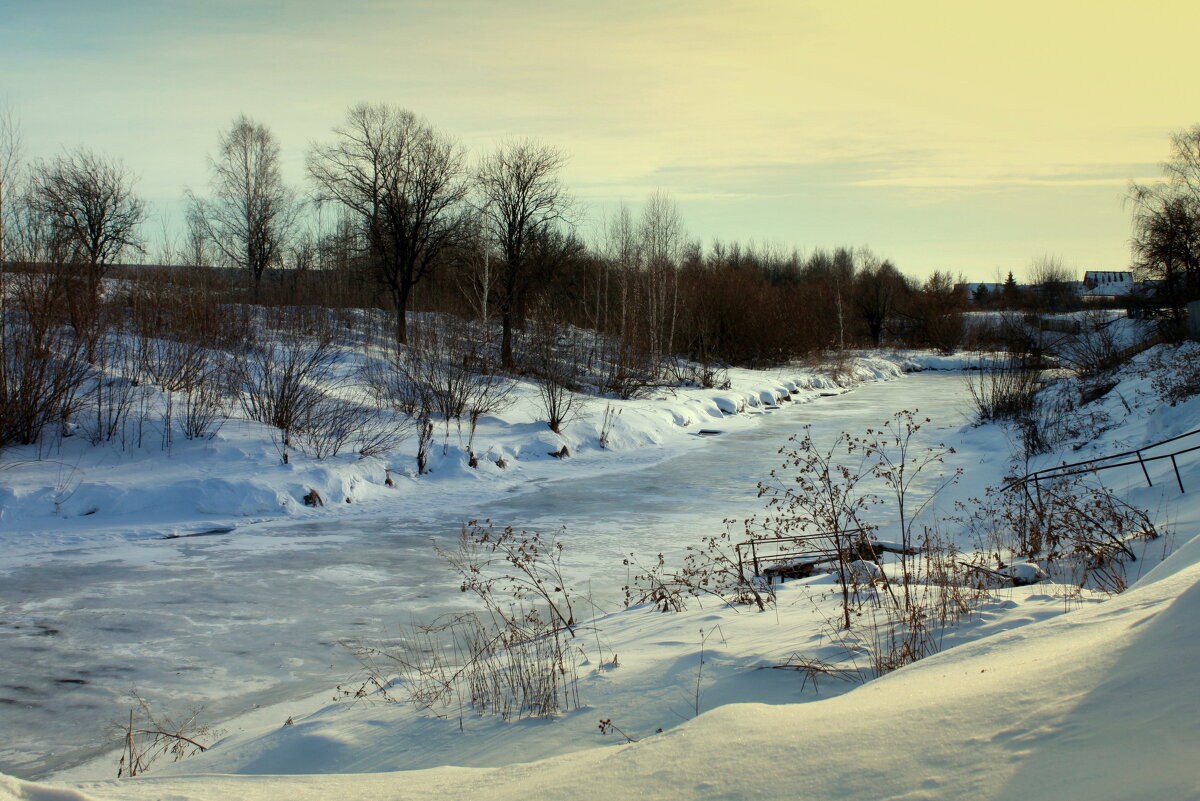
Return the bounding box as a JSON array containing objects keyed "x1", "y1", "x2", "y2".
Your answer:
[
  {"x1": 623, "y1": 525, "x2": 773, "y2": 612},
  {"x1": 110, "y1": 692, "x2": 219, "y2": 778},
  {"x1": 964, "y1": 355, "x2": 1041, "y2": 424},
  {"x1": 526, "y1": 319, "x2": 587, "y2": 434},
  {"x1": 0, "y1": 270, "x2": 90, "y2": 450},
  {"x1": 237, "y1": 312, "x2": 341, "y2": 463},
  {"x1": 342, "y1": 522, "x2": 595, "y2": 725},
  {"x1": 1059, "y1": 310, "x2": 1123, "y2": 377},
  {"x1": 961, "y1": 474, "x2": 1164, "y2": 595},
  {"x1": 1144, "y1": 342, "x2": 1200, "y2": 405},
  {"x1": 363, "y1": 316, "x2": 513, "y2": 457}
]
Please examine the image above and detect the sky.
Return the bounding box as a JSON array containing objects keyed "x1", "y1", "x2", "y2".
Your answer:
[{"x1": 2, "y1": 0, "x2": 1198, "y2": 281}]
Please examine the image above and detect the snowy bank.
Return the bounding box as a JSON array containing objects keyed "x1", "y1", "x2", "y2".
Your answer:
[
  {"x1": 11, "y1": 516, "x2": 1200, "y2": 800},
  {"x1": 0, "y1": 354, "x2": 906, "y2": 567}
]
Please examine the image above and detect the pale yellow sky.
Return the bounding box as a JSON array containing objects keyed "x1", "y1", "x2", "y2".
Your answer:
[{"x1": 3, "y1": 0, "x2": 1196, "y2": 279}]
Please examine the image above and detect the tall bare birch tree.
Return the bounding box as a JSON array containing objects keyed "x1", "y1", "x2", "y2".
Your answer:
[
  {"x1": 187, "y1": 115, "x2": 298, "y2": 299},
  {"x1": 0, "y1": 105, "x2": 22, "y2": 265}
]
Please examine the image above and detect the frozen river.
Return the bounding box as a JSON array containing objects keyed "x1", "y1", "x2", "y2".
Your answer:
[{"x1": 0, "y1": 372, "x2": 972, "y2": 779}]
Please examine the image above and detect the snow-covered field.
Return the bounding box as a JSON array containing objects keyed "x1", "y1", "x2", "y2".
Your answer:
[{"x1": 3, "y1": 341, "x2": 1199, "y2": 800}]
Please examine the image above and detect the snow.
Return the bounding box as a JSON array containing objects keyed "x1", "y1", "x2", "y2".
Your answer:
[
  {"x1": 10, "y1": 539, "x2": 1200, "y2": 800},
  {"x1": 3, "y1": 340, "x2": 1199, "y2": 800},
  {"x1": 1000, "y1": 561, "x2": 1049, "y2": 585}
]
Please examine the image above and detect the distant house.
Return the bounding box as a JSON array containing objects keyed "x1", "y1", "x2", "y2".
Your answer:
[
  {"x1": 964, "y1": 282, "x2": 1004, "y2": 304},
  {"x1": 1081, "y1": 270, "x2": 1135, "y2": 300}
]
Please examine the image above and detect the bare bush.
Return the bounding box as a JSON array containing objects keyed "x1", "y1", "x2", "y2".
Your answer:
[
  {"x1": 1059, "y1": 311, "x2": 1123, "y2": 377},
  {"x1": 964, "y1": 355, "x2": 1041, "y2": 424},
  {"x1": 342, "y1": 522, "x2": 590, "y2": 724},
  {"x1": 0, "y1": 270, "x2": 90, "y2": 449},
  {"x1": 535, "y1": 373, "x2": 583, "y2": 435},
  {"x1": 963, "y1": 475, "x2": 1163, "y2": 595},
  {"x1": 237, "y1": 313, "x2": 340, "y2": 463},
  {"x1": 831, "y1": 528, "x2": 989, "y2": 677},
  {"x1": 361, "y1": 349, "x2": 425, "y2": 417},
  {"x1": 178, "y1": 354, "x2": 230, "y2": 441},
  {"x1": 670, "y1": 359, "x2": 730, "y2": 391},
  {"x1": 1143, "y1": 342, "x2": 1200, "y2": 405},
  {"x1": 110, "y1": 692, "x2": 218, "y2": 778},
  {"x1": 527, "y1": 318, "x2": 587, "y2": 434},
  {"x1": 753, "y1": 424, "x2": 877, "y2": 629},
  {"x1": 440, "y1": 522, "x2": 578, "y2": 637},
  {"x1": 595, "y1": 337, "x2": 663, "y2": 399},
  {"x1": 134, "y1": 329, "x2": 227, "y2": 449},
  {"x1": 344, "y1": 610, "x2": 582, "y2": 725},
  {"x1": 598, "y1": 402, "x2": 619, "y2": 449},
  {"x1": 862, "y1": 411, "x2": 962, "y2": 608},
  {"x1": 294, "y1": 396, "x2": 361, "y2": 460},
  {"x1": 747, "y1": 412, "x2": 975, "y2": 676},
  {"x1": 623, "y1": 525, "x2": 772, "y2": 613},
  {"x1": 363, "y1": 317, "x2": 513, "y2": 456},
  {"x1": 294, "y1": 394, "x2": 409, "y2": 461},
  {"x1": 80, "y1": 332, "x2": 141, "y2": 446}
]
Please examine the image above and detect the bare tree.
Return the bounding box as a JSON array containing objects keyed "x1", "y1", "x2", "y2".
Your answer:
[
  {"x1": 1161, "y1": 124, "x2": 1200, "y2": 205},
  {"x1": 476, "y1": 138, "x2": 572, "y2": 368},
  {"x1": 1129, "y1": 191, "x2": 1199, "y2": 333},
  {"x1": 1128, "y1": 125, "x2": 1200, "y2": 333},
  {"x1": 639, "y1": 190, "x2": 684, "y2": 362},
  {"x1": 308, "y1": 104, "x2": 468, "y2": 344},
  {"x1": 854, "y1": 252, "x2": 909, "y2": 346},
  {"x1": 0, "y1": 104, "x2": 22, "y2": 265},
  {"x1": 27, "y1": 148, "x2": 146, "y2": 302},
  {"x1": 1028, "y1": 254, "x2": 1077, "y2": 312},
  {"x1": 187, "y1": 115, "x2": 298, "y2": 299},
  {"x1": 599, "y1": 201, "x2": 641, "y2": 356},
  {"x1": 909, "y1": 271, "x2": 966, "y2": 353},
  {"x1": 454, "y1": 209, "x2": 497, "y2": 323}
]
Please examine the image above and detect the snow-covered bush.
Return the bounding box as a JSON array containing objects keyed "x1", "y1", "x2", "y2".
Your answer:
[
  {"x1": 237, "y1": 312, "x2": 341, "y2": 463},
  {"x1": 1144, "y1": 341, "x2": 1200, "y2": 405},
  {"x1": 0, "y1": 271, "x2": 90, "y2": 450},
  {"x1": 961, "y1": 474, "x2": 1164, "y2": 595}
]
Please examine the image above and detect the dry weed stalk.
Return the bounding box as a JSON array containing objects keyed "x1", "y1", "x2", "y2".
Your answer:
[{"x1": 111, "y1": 692, "x2": 218, "y2": 778}]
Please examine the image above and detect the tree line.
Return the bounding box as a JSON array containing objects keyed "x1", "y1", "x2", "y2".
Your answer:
[{"x1": 0, "y1": 103, "x2": 978, "y2": 372}]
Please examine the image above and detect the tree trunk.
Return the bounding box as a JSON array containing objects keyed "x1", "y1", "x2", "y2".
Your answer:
[
  {"x1": 393, "y1": 284, "x2": 409, "y2": 345},
  {"x1": 500, "y1": 309, "x2": 514, "y2": 369}
]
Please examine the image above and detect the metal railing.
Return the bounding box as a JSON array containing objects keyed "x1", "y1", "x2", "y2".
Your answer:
[
  {"x1": 735, "y1": 529, "x2": 870, "y2": 582},
  {"x1": 1003, "y1": 427, "x2": 1200, "y2": 495}
]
